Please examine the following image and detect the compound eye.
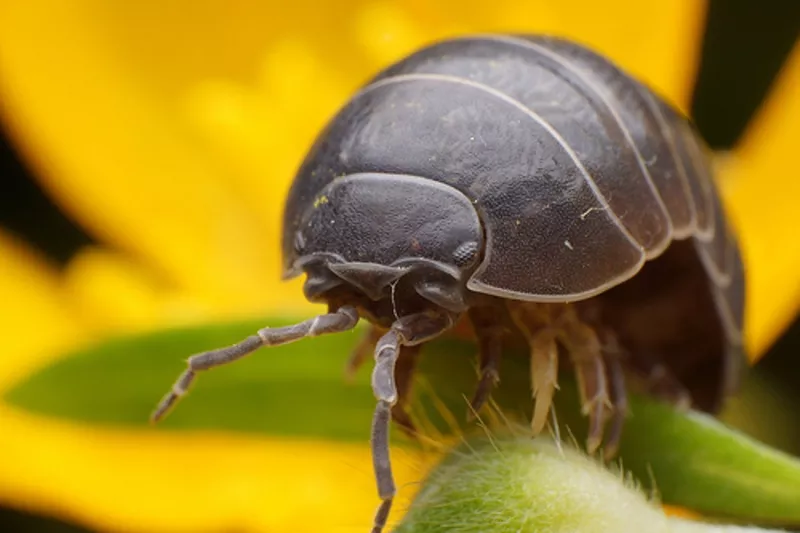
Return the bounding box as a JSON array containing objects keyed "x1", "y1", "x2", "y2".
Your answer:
[{"x1": 452, "y1": 241, "x2": 480, "y2": 268}]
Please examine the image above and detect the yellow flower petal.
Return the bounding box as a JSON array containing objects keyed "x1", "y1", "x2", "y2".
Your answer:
[
  {"x1": 0, "y1": 229, "x2": 85, "y2": 391},
  {"x1": 61, "y1": 246, "x2": 218, "y2": 335},
  {"x1": 0, "y1": 403, "x2": 438, "y2": 533},
  {"x1": 720, "y1": 40, "x2": 800, "y2": 357},
  {"x1": 345, "y1": 0, "x2": 707, "y2": 108},
  {"x1": 0, "y1": 2, "x2": 291, "y2": 316}
]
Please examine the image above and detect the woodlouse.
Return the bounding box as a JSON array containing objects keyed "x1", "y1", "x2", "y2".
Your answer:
[{"x1": 152, "y1": 34, "x2": 747, "y2": 533}]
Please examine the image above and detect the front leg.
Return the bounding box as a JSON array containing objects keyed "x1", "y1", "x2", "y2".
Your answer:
[
  {"x1": 150, "y1": 306, "x2": 360, "y2": 422},
  {"x1": 369, "y1": 310, "x2": 456, "y2": 533}
]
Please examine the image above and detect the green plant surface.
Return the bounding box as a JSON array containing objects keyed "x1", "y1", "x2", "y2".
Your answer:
[
  {"x1": 394, "y1": 435, "x2": 789, "y2": 533},
  {"x1": 5, "y1": 315, "x2": 800, "y2": 525}
]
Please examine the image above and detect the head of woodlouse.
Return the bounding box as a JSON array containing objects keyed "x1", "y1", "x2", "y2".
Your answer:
[{"x1": 288, "y1": 173, "x2": 487, "y2": 322}]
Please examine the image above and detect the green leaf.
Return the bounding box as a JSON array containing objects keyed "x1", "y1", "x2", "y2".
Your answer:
[
  {"x1": 4, "y1": 315, "x2": 800, "y2": 524},
  {"x1": 4, "y1": 317, "x2": 381, "y2": 441}
]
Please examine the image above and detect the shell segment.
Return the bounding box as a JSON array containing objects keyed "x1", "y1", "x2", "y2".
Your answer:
[
  {"x1": 292, "y1": 173, "x2": 484, "y2": 283},
  {"x1": 655, "y1": 102, "x2": 715, "y2": 239},
  {"x1": 515, "y1": 35, "x2": 700, "y2": 239},
  {"x1": 379, "y1": 36, "x2": 673, "y2": 257}
]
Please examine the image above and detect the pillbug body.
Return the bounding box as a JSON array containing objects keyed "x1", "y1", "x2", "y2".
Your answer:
[{"x1": 152, "y1": 35, "x2": 746, "y2": 532}]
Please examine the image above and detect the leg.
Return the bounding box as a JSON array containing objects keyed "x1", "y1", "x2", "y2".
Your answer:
[
  {"x1": 529, "y1": 329, "x2": 559, "y2": 435},
  {"x1": 592, "y1": 329, "x2": 628, "y2": 460},
  {"x1": 508, "y1": 303, "x2": 559, "y2": 435},
  {"x1": 390, "y1": 343, "x2": 422, "y2": 437},
  {"x1": 151, "y1": 305, "x2": 359, "y2": 422},
  {"x1": 370, "y1": 311, "x2": 456, "y2": 533},
  {"x1": 345, "y1": 325, "x2": 383, "y2": 381},
  {"x1": 558, "y1": 313, "x2": 611, "y2": 455},
  {"x1": 467, "y1": 306, "x2": 505, "y2": 419},
  {"x1": 347, "y1": 324, "x2": 420, "y2": 437},
  {"x1": 603, "y1": 353, "x2": 627, "y2": 461}
]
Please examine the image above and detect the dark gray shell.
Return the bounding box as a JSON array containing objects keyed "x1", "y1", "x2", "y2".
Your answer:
[{"x1": 281, "y1": 34, "x2": 745, "y2": 350}]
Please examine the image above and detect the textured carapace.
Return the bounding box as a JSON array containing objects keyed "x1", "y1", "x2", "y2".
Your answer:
[
  {"x1": 283, "y1": 34, "x2": 743, "y2": 338},
  {"x1": 152, "y1": 34, "x2": 747, "y2": 533}
]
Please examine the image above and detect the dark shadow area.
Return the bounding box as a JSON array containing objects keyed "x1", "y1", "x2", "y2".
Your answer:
[
  {"x1": 0, "y1": 123, "x2": 95, "y2": 266},
  {"x1": 0, "y1": 506, "x2": 96, "y2": 533},
  {"x1": 691, "y1": 0, "x2": 800, "y2": 148}
]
